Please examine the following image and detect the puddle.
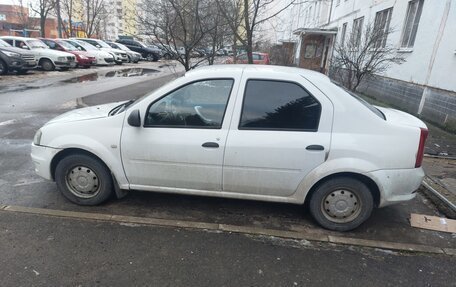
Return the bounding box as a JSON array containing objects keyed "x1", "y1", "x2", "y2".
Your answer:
[
  {"x1": 62, "y1": 68, "x2": 159, "y2": 83},
  {"x1": 0, "y1": 68, "x2": 160, "y2": 94}
]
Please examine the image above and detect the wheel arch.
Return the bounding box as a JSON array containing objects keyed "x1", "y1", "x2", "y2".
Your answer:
[
  {"x1": 38, "y1": 57, "x2": 55, "y2": 65},
  {"x1": 304, "y1": 172, "x2": 381, "y2": 208},
  {"x1": 50, "y1": 148, "x2": 106, "y2": 181}
]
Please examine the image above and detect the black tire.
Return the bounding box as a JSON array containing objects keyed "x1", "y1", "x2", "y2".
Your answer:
[
  {"x1": 55, "y1": 154, "x2": 113, "y2": 206},
  {"x1": 0, "y1": 60, "x2": 8, "y2": 75},
  {"x1": 164, "y1": 53, "x2": 171, "y2": 60},
  {"x1": 127, "y1": 55, "x2": 132, "y2": 63},
  {"x1": 309, "y1": 177, "x2": 373, "y2": 231},
  {"x1": 40, "y1": 59, "x2": 55, "y2": 71},
  {"x1": 16, "y1": 69, "x2": 28, "y2": 75}
]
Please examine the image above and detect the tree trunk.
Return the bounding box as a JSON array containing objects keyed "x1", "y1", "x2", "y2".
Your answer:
[{"x1": 40, "y1": 17, "x2": 46, "y2": 37}]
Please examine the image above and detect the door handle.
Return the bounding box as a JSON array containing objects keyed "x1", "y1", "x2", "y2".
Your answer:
[
  {"x1": 306, "y1": 145, "x2": 324, "y2": 151},
  {"x1": 202, "y1": 142, "x2": 219, "y2": 148}
]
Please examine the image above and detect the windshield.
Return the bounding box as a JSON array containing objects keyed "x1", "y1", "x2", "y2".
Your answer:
[
  {"x1": 74, "y1": 40, "x2": 99, "y2": 51},
  {"x1": 116, "y1": 43, "x2": 129, "y2": 51},
  {"x1": 93, "y1": 40, "x2": 111, "y2": 48},
  {"x1": 27, "y1": 39, "x2": 48, "y2": 49},
  {"x1": 56, "y1": 40, "x2": 78, "y2": 51},
  {"x1": 137, "y1": 41, "x2": 147, "y2": 48},
  {"x1": 0, "y1": 39, "x2": 11, "y2": 47}
]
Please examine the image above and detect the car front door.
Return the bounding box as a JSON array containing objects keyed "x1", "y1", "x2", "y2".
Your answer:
[
  {"x1": 121, "y1": 77, "x2": 239, "y2": 192},
  {"x1": 223, "y1": 72, "x2": 333, "y2": 197}
]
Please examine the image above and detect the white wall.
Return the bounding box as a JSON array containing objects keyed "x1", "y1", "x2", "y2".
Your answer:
[{"x1": 325, "y1": 0, "x2": 456, "y2": 92}]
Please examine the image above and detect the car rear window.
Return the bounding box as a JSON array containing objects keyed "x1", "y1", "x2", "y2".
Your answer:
[{"x1": 332, "y1": 81, "x2": 386, "y2": 120}]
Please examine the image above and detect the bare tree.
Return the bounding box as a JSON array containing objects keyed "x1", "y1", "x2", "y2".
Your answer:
[
  {"x1": 216, "y1": 0, "x2": 303, "y2": 64},
  {"x1": 138, "y1": 0, "x2": 214, "y2": 71},
  {"x1": 60, "y1": 0, "x2": 78, "y2": 37},
  {"x1": 82, "y1": 0, "x2": 109, "y2": 38},
  {"x1": 331, "y1": 22, "x2": 406, "y2": 91},
  {"x1": 13, "y1": 0, "x2": 34, "y2": 32},
  {"x1": 30, "y1": 0, "x2": 55, "y2": 37}
]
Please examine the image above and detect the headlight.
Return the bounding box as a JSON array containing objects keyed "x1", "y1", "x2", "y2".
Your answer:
[
  {"x1": 3, "y1": 51, "x2": 21, "y2": 57},
  {"x1": 33, "y1": 129, "x2": 42, "y2": 145},
  {"x1": 79, "y1": 55, "x2": 88, "y2": 59},
  {"x1": 57, "y1": 56, "x2": 66, "y2": 61}
]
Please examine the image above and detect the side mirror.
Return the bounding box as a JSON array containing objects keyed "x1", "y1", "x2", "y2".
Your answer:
[
  {"x1": 22, "y1": 45, "x2": 29, "y2": 49},
  {"x1": 127, "y1": 109, "x2": 141, "y2": 127}
]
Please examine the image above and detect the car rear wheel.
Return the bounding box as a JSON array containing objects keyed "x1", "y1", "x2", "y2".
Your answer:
[
  {"x1": 40, "y1": 59, "x2": 55, "y2": 71},
  {"x1": 309, "y1": 177, "x2": 373, "y2": 231},
  {"x1": 0, "y1": 60, "x2": 8, "y2": 75},
  {"x1": 55, "y1": 154, "x2": 113, "y2": 205}
]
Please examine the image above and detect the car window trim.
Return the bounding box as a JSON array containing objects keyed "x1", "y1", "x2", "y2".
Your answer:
[
  {"x1": 143, "y1": 77, "x2": 235, "y2": 129},
  {"x1": 238, "y1": 78, "x2": 322, "y2": 132}
]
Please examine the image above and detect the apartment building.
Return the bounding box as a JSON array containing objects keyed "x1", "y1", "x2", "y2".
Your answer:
[{"x1": 281, "y1": 0, "x2": 455, "y2": 131}]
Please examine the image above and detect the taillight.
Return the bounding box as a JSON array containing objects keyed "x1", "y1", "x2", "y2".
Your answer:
[{"x1": 415, "y1": 127, "x2": 428, "y2": 168}]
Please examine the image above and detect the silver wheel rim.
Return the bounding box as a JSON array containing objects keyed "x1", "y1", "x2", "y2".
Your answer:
[
  {"x1": 321, "y1": 189, "x2": 362, "y2": 223},
  {"x1": 66, "y1": 166, "x2": 100, "y2": 198}
]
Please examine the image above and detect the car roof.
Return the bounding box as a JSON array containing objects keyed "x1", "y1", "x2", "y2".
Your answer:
[
  {"x1": 0, "y1": 36, "x2": 36, "y2": 41},
  {"x1": 187, "y1": 65, "x2": 330, "y2": 83}
]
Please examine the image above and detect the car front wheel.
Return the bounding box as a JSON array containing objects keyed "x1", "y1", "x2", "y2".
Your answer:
[
  {"x1": 0, "y1": 60, "x2": 8, "y2": 75},
  {"x1": 309, "y1": 177, "x2": 373, "y2": 231},
  {"x1": 40, "y1": 59, "x2": 55, "y2": 71},
  {"x1": 55, "y1": 154, "x2": 113, "y2": 205}
]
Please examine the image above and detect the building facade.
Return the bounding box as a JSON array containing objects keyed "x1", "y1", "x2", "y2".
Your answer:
[{"x1": 280, "y1": 0, "x2": 455, "y2": 131}]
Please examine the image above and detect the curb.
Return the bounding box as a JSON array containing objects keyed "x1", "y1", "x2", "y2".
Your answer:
[
  {"x1": 421, "y1": 178, "x2": 456, "y2": 219},
  {"x1": 1, "y1": 205, "x2": 454, "y2": 256}
]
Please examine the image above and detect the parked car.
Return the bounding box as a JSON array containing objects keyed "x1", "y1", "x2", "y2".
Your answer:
[
  {"x1": 116, "y1": 38, "x2": 160, "y2": 61},
  {"x1": 73, "y1": 38, "x2": 128, "y2": 65},
  {"x1": 225, "y1": 52, "x2": 270, "y2": 64},
  {"x1": 40, "y1": 38, "x2": 96, "y2": 68},
  {"x1": 105, "y1": 41, "x2": 141, "y2": 63},
  {"x1": 61, "y1": 39, "x2": 115, "y2": 66},
  {"x1": 31, "y1": 65, "x2": 428, "y2": 231},
  {"x1": 156, "y1": 43, "x2": 176, "y2": 60},
  {"x1": 0, "y1": 36, "x2": 76, "y2": 71},
  {"x1": 0, "y1": 39, "x2": 37, "y2": 75}
]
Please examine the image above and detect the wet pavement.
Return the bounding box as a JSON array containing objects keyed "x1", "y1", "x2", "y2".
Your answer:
[{"x1": 0, "y1": 67, "x2": 454, "y2": 252}]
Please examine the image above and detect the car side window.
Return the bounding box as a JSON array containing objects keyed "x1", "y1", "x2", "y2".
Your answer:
[
  {"x1": 145, "y1": 79, "x2": 234, "y2": 129},
  {"x1": 15, "y1": 40, "x2": 26, "y2": 48},
  {"x1": 3, "y1": 39, "x2": 13, "y2": 45},
  {"x1": 45, "y1": 40, "x2": 56, "y2": 49},
  {"x1": 239, "y1": 80, "x2": 321, "y2": 131}
]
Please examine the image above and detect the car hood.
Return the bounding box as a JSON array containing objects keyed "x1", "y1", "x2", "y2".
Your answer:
[
  {"x1": 46, "y1": 102, "x2": 124, "y2": 125},
  {"x1": 30, "y1": 48, "x2": 74, "y2": 57},
  {"x1": 0, "y1": 46, "x2": 28, "y2": 54},
  {"x1": 101, "y1": 47, "x2": 126, "y2": 54},
  {"x1": 375, "y1": 106, "x2": 427, "y2": 128}
]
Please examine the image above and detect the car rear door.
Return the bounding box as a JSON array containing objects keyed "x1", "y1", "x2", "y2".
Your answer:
[{"x1": 222, "y1": 71, "x2": 333, "y2": 197}]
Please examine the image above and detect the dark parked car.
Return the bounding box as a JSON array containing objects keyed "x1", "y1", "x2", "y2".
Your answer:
[
  {"x1": 0, "y1": 39, "x2": 37, "y2": 75},
  {"x1": 116, "y1": 39, "x2": 161, "y2": 61}
]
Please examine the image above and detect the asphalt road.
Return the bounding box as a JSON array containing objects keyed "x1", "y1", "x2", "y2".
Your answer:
[
  {"x1": 0, "y1": 62, "x2": 455, "y2": 286},
  {"x1": 1, "y1": 211, "x2": 454, "y2": 287}
]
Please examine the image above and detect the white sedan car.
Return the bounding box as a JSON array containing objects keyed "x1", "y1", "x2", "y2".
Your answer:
[{"x1": 31, "y1": 65, "x2": 428, "y2": 231}]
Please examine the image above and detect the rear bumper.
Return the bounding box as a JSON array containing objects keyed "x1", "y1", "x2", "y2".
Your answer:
[
  {"x1": 367, "y1": 168, "x2": 425, "y2": 207},
  {"x1": 31, "y1": 144, "x2": 62, "y2": 181}
]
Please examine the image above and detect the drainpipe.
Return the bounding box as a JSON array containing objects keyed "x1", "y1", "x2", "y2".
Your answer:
[{"x1": 418, "y1": 0, "x2": 451, "y2": 115}]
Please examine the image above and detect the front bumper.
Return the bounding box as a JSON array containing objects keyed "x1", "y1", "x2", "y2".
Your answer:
[
  {"x1": 6, "y1": 57, "x2": 36, "y2": 70},
  {"x1": 31, "y1": 144, "x2": 62, "y2": 181},
  {"x1": 367, "y1": 167, "x2": 425, "y2": 207},
  {"x1": 77, "y1": 57, "x2": 96, "y2": 66},
  {"x1": 55, "y1": 61, "x2": 77, "y2": 68}
]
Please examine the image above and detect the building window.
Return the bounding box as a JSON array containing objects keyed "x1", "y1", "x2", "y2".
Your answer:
[
  {"x1": 374, "y1": 8, "x2": 393, "y2": 48},
  {"x1": 340, "y1": 22, "x2": 347, "y2": 45},
  {"x1": 401, "y1": 0, "x2": 424, "y2": 48},
  {"x1": 352, "y1": 17, "x2": 364, "y2": 46}
]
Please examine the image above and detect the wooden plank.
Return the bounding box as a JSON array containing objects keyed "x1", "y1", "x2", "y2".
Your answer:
[{"x1": 410, "y1": 213, "x2": 456, "y2": 233}]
